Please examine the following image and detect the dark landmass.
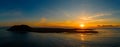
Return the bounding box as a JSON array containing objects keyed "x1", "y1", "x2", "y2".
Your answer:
[
  {"x1": 7, "y1": 25, "x2": 98, "y2": 33},
  {"x1": 7, "y1": 25, "x2": 32, "y2": 33}
]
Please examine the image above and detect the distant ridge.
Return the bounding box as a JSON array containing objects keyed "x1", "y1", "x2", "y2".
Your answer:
[{"x1": 7, "y1": 25, "x2": 98, "y2": 33}]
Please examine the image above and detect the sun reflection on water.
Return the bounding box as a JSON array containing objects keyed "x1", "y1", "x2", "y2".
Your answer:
[
  {"x1": 74, "y1": 33, "x2": 97, "y2": 42},
  {"x1": 80, "y1": 34, "x2": 85, "y2": 41}
]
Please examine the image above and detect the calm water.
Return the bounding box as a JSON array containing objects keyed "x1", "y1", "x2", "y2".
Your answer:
[{"x1": 0, "y1": 28, "x2": 120, "y2": 47}]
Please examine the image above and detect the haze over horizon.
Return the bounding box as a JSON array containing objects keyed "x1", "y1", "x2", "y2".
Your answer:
[{"x1": 0, "y1": 0, "x2": 120, "y2": 27}]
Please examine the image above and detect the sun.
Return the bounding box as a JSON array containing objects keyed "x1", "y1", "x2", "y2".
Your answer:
[{"x1": 80, "y1": 24, "x2": 85, "y2": 28}]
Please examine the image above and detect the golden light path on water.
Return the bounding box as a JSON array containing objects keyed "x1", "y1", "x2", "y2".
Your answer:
[
  {"x1": 80, "y1": 34, "x2": 86, "y2": 41},
  {"x1": 61, "y1": 29, "x2": 120, "y2": 43},
  {"x1": 27, "y1": 28, "x2": 120, "y2": 47}
]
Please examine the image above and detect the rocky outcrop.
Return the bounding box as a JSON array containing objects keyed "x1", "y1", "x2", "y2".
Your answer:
[{"x1": 7, "y1": 25, "x2": 32, "y2": 32}]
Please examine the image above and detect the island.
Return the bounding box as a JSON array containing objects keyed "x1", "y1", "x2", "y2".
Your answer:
[
  {"x1": 7, "y1": 25, "x2": 32, "y2": 33},
  {"x1": 7, "y1": 25, "x2": 98, "y2": 33}
]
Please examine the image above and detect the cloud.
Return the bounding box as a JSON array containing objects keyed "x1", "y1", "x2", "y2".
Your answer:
[
  {"x1": 0, "y1": 10, "x2": 23, "y2": 16},
  {"x1": 81, "y1": 13, "x2": 112, "y2": 21},
  {"x1": 75, "y1": 12, "x2": 115, "y2": 24},
  {"x1": 89, "y1": 13, "x2": 112, "y2": 18},
  {"x1": 39, "y1": 17, "x2": 47, "y2": 23}
]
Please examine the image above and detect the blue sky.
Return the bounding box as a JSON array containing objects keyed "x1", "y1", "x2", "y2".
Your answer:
[{"x1": 0, "y1": 0, "x2": 120, "y2": 27}]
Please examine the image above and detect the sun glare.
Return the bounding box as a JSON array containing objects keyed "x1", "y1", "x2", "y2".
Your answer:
[{"x1": 80, "y1": 24, "x2": 85, "y2": 28}]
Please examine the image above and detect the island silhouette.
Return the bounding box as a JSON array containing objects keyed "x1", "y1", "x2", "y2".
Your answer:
[{"x1": 7, "y1": 25, "x2": 98, "y2": 33}]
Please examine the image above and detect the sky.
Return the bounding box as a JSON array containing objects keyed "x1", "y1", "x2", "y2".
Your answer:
[{"x1": 0, "y1": 0, "x2": 120, "y2": 27}]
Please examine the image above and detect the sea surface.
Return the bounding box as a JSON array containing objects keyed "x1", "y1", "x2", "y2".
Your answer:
[{"x1": 0, "y1": 27, "x2": 120, "y2": 47}]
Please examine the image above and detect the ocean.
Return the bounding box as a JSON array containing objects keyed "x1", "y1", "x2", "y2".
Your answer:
[{"x1": 0, "y1": 27, "x2": 120, "y2": 47}]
